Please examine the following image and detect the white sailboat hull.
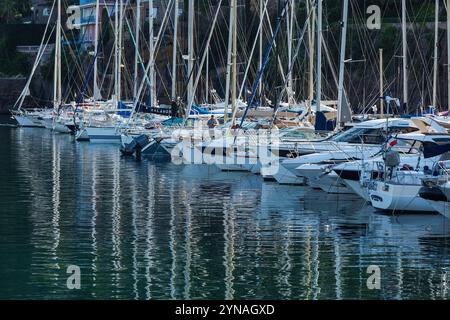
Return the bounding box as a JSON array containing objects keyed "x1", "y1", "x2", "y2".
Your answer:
[
  {"x1": 425, "y1": 200, "x2": 450, "y2": 219},
  {"x1": 75, "y1": 129, "x2": 89, "y2": 141},
  {"x1": 86, "y1": 127, "x2": 121, "y2": 143},
  {"x1": 370, "y1": 182, "x2": 435, "y2": 212},
  {"x1": 14, "y1": 115, "x2": 44, "y2": 127},
  {"x1": 273, "y1": 164, "x2": 306, "y2": 185},
  {"x1": 53, "y1": 123, "x2": 71, "y2": 133},
  {"x1": 342, "y1": 179, "x2": 370, "y2": 201}
]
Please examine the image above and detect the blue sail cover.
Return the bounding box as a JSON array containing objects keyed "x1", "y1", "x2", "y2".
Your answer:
[
  {"x1": 422, "y1": 141, "x2": 450, "y2": 159},
  {"x1": 314, "y1": 111, "x2": 336, "y2": 132},
  {"x1": 191, "y1": 104, "x2": 226, "y2": 115},
  {"x1": 117, "y1": 101, "x2": 131, "y2": 118}
]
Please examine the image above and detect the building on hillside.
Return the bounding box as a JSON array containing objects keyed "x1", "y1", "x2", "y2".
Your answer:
[
  {"x1": 79, "y1": 0, "x2": 115, "y2": 47},
  {"x1": 79, "y1": 0, "x2": 166, "y2": 48},
  {"x1": 30, "y1": 0, "x2": 56, "y2": 24}
]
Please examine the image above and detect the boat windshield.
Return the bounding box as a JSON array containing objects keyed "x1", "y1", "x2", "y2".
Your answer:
[
  {"x1": 280, "y1": 128, "x2": 316, "y2": 139},
  {"x1": 331, "y1": 127, "x2": 386, "y2": 144},
  {"x1": 331, "y1": 126, "x2": 417, "y2": 144}
]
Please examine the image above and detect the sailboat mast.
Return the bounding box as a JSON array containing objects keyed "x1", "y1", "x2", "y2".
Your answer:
[
  {"x1": 433, "y1": 0, "x2": 439, "y2": 108},
  {"x1": 259, "y1": 0, "x2": 263, "y2": 98},
  {"x1": 402, "y1": 0, "x2": 408, "y2": 113},
  {"x1": 187, "y1": 0, "x2": 194, "y2": 106},
  {"x1": 316, "y1": 0, "x2": 322, "y2": 113},
  {"x1": 53, "y1": 0, "x2": 62, "y2": 108},
  {"x1": 93, "y1": 0, "x2": 101, "y2": 100},
  {"x1": 114, "y1": 0, "x2": 119, "y2": 103},
  {"x1": 206, "y1": 47, "x2": 209, "y2": 103},
  {"x1": 118, "y1": 0, "x2": 123, "y2": 102},
  {"x1": 231, "y1": 0, "x2": 238, "y2": 120},
  {"x1": 307, "y1": 0, "x2": 315, "y2": 114},
  {"x1": 337, "y1": 0, "x2": 348, "y2": 127},
  {"x1": 171, "y1": 0, "x2": 179, "y2": 100},
  {"x1": 149, "y1": 0, "x2": 156, "y2": 106},
  {"x1": 287, "y1": 0, "x2": 294, "y2": 105},
  {"x1": 380, "y1": 48, "x2": 384, "y2": 115},
  {"x1": 447, "y1": 0, "x2": 450, "y2": 110},
  {"x1": 134, "y1": 0, "x2": 141, "y2": 99},
  {"x1": 224, "y1": 0, "x2": 234, "y2": 122}
]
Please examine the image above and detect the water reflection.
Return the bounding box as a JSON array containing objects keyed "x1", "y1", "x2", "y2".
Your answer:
[{"x1": 0, "y1": 126, "x2": 450, "y2": 299}]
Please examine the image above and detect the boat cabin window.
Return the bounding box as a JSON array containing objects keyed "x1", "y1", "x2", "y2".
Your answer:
[
  {"x1": 332, "y1": 127, "x2": 385, "y2": 144},
  {"x1": 388, "y1": 126, "x2": 418, "y2": 134}
]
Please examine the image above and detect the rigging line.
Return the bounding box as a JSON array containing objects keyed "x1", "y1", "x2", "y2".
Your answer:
[
  {"x1": 236, "y1": 0, "x2": 290, "y2": 131},
  {"x1": 271, "y1": 3, "x2": 313, "y2": 126},
  {"x1": 71, "y1": 5, "x2": 117, "y2": 124},
  {"x1": 129, "y1": 0, "x2": 174, "y2": 118},
  {"x1": 13, "y1": 0, "x2": 56, "y2": 111},
  {"x1": 60, "y1": 12, "x2": 97, "y2": 101},
  {"x1": 349, "y1": 0, "x2": 393, "y2": 112},
  {"x1": 124, "y1": 15, "x2": 153, "y2": 94},
  {"x1": 238, "y1": 0, "x2": 271, "y2": 101},
  {"x1": 184, "y1": 0, "x2": 225, "y2": 120}
]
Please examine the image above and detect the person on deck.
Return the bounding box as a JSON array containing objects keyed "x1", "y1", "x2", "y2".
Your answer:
[
  {"x1": 207, "y1": 115, "x2": 219, "y2": 139},
  {"x1": 207, "y1": 115, "x2": 219, "y2": 129},
  {"x1": 171, "y1": 100, "x2": 178, "y2": 118}
]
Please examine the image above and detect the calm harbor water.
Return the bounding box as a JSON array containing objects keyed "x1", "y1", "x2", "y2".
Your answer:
[{"x1": 1, "y1": 117, "x2": 450, "y2": 299}]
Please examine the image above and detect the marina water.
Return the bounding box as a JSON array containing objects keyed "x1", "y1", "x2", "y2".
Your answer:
[{"x1": 1, "y1": 117, "x2": 450, "y2": 299}]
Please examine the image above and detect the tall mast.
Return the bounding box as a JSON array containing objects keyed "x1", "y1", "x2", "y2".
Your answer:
[
  {"x1": 149, "y1": 0, "x2": 156, "y2": 106},
  {"x1": 259, "y1": 0, "x2": 263, "y2": 98},
  {"x1": 224, "y1": 0, "x2": 234, "y2": 122},
  {"x1": 447, "y1": 0, "x2": 450, "y2": 110},
  {"x1": 114, "y1": 0, "x2": 119, "y2": 103},
  {"x1": 134, "y1": 0, "x2": 141, "y2": 99},
  {"x1": 402, "y1": 0, "x2": 408, "y2": 113},
  {"x1": 187, "y1": 0, "x2": 194, "y2": 106},
  {"x1": 380, "y1": 48, "x2": 384, "y2": 115},
  {"x1": 287, "y1": 0, "x2": 294, "y2": 105},
  {"x1": 316, "y1": 0, "x2": 322, "y2": 113},
  {"x1": 231, "y1": 0, "x2": 238, "y2": 120},
  {"x1": 93, "y1": 0, "x2": 101, "y2": 100},
  {"x1": 337, "y1": 0, "x2": 348, "y2": 127},
  {"x1": 307, "y1": 0, "x2": 315, "y2": 113},
  {"x1": 205, "y1": 47, "x2": 209, "y2": 103},
  {"x1": 118, "y1": 0, "x2": 124, "y2": 102},
  {"x1": 171, "y1": 0, "x2": 179, "y2": 100},
  {"x1": 432, "y1": 0, "x2": 439, "y2": 108},
  {"x1": 53, "y1": 0, "x2": 62, "y2": 109}
]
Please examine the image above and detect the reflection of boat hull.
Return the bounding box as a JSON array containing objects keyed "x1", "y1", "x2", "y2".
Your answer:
[{"x1": 370, "y1": 182, "x2": 435, "y2": 212}]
